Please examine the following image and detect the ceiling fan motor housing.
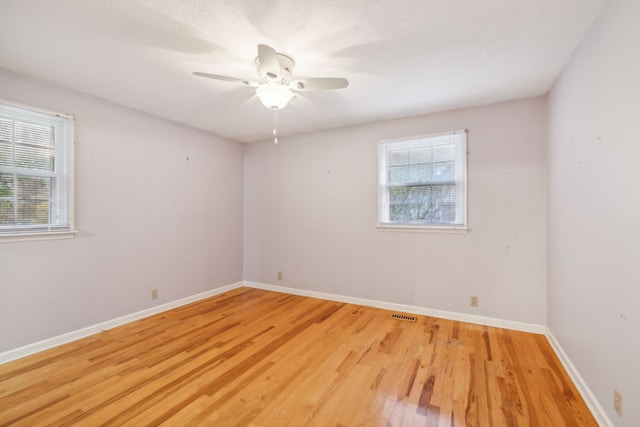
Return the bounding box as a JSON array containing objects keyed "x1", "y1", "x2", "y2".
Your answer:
[{"x1": 255, "y1": 53, "x2": 295, "y2": 84}]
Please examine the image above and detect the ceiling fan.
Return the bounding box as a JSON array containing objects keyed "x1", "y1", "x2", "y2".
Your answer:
[{"x1": 193, "y1": 44, "x2": 349, "y2": 111}]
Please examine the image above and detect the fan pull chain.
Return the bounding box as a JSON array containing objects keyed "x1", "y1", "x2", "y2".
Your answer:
[{"x1": 273, "y1": 109, "x2": 278, "y2": 144}]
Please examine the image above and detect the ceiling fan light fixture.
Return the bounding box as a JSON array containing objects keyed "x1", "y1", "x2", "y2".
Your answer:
[{"x1": 256, "y1": 85, "x2": 294, "y2": 110}]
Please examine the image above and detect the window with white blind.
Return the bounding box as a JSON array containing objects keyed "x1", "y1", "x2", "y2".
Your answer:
[
  {"x1": 0, "y1": 101, "x2": 75, "y2": 241},
  {"x1": 378, "y1": 130, "x2": 467, "y2": 231}
]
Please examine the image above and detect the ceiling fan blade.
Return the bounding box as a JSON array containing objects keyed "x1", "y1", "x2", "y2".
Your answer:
[
  {"x1": 193, "y1": 72, "x2": 258, "y2": 87},
  {"x1": 289, "y1": 77, "x2": 349, "y2": 91},
  {"x1": 257, "y1": 44, "x2": 281, "y2": 81}
]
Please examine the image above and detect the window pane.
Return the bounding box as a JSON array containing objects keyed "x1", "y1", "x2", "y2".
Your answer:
[
  {"x1": 390, "y1": 164, "x2": 434, "y2": 183},
  {"x1": 14, "y1": 121, "x2": 54, "y2": 148},
  {"x1": 433, "y1": 144, "x2": 454, "y2": 162},
  {"x1": 16, "y1": 175, "x2": 50, "y2": 225},
  {"x1": 14, "y1": 144, "x2": 55, "y2": 171},
  {"x1": 432, "y1": 161, "x2": 453, "y2": 181},
  {"x1": 409, "y1": 164, "x2": 431, "y2": 182},
  {"x1": 409, "y1": 147, "x2": 431, "y2": 164},
  {"x1": 389, "y1": 184, "x2": 456, "y2": 223},
  {"x1": 388, "y1": 150, "x2": 409, "y2": 166},
  {"x1": 0, "y1": 141, "x2": 12, "y2": 167},
  {"x1": 0, "y1": 173, "x2": 14, "y2": 225},
  {"x1": 388, "y1": 165, "x2": 410, "y2": 183},
  {"x1": 0, "y1": 117, "x2": 11, "y2": 143}
]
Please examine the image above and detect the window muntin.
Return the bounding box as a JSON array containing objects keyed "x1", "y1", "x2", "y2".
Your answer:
[
  {"x1": 379, "y1": 130, "x2": 467, "y2": 230},
  {"x1": 0, "y1": 101, "x2": 74, "y2": 239}
]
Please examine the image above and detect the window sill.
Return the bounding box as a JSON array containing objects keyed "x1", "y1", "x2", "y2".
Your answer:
[
  {"x1": 377, "y1": 224, "x2": 469, "y2": 234},
  {"x1": 0, "y1": 230, "x2": 78, "y2": 243}
]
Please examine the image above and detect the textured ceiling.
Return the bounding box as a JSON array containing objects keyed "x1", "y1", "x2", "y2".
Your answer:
[{"x1": 0, "y1": 0, "x2": 606, "y2": 142}]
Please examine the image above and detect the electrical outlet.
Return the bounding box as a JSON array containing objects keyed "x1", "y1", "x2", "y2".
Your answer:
[
  {"x1": 470, "y1": 296, "x2": 479, "y2": 307},
  {"x1": 151, "y1": 289, "x2": 158, "y2": 300},
  {"x1": 277, "y1": 272, "x2": 282, "y2": 280},
  {"x1": 614, "y1": 389, "x2": 622, "y2": 416}
]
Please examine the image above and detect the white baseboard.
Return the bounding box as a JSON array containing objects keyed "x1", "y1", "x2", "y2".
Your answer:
[
  {"x1": 545, "y1": 329, "x2": 613, "y2": 427},
  {"x1": 243, "y1": 281, "x2": 546, "y2": 334},
  {"x1": 0, "y1": 282, "x2": 244, "y2": 365}
]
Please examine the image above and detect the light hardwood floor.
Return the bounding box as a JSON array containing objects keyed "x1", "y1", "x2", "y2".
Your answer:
[{"x1": 0, "y1": 287, "x2": 596, "y2": 426}]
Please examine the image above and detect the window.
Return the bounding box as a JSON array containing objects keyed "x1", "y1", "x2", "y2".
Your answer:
[
  {"x1": 0, "y1": 101, "x2": 75, "y2": 241},
  {"x1": 378, "y1": 130, "x2": 467, "y2": 231}
]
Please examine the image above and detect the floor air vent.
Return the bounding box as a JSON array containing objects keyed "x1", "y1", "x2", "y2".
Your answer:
[{"x1": 390, "y1": 313, "x2": 417, "y2": 322}]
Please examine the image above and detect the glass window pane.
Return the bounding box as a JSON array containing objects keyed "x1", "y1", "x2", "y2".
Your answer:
[
  {"x1": 0, "y1": 141, "x2": 12, "y2": 167},
  {"x1": 433, "y1": 144, "x2": 455, "y2": 162},
  {"x1": 14, "y1": 144, "x2": 55, "y2": 171},
  {"x1": 437, "y1": 203, "x2": 455, "y2": 223},
  {"x1": 388, "y1": 165, "x2": 410, "y2": 183},
  {"x1": 409, "y1": 164, "x2": 431, "y2": 182},
  {"x1": 409, "y1": 147, "x2": 431, "y2": 164},
  {"x1": 16, "y1": 176, "x2": 50, "y2": 225},
  {"x1": 14, "y1": 121, "x2": 54, "y2": 148},
  {"x1": 432, "y1": 161, "x2": 454, "y2": 181},
  {"x1": 388, "y1": 184, "x2": 457, "y2": 224},
  {"x1": 0, "y1": 173, "x2": 13, "y2": 197},
  {"x1": 0, "y1": 117, "x2": 11, "y2": 143},
  {"x1": 0, "y1": 200, "x2": 14, "y2": 225},
  {"x1": 0, "y1": 173, "x2": 15, "y2": 225},
  {"x1": 388, "y1": 150, "x2": 409, "y2": 166}
]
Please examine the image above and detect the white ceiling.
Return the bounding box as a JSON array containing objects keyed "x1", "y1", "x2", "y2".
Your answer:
[{"x1": 0, "y1": 0, "x2": 606, "y2": 143}]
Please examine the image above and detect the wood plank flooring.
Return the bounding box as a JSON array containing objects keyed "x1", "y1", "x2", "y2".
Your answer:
[{"x1": 0, "y1": 288, "x2": 597, "y2": 426}]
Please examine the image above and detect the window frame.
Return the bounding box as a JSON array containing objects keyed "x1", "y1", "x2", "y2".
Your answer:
[
  {"x1": 0, "y1": 99, "x2": 76, "y2": 243},
  {"x1": 377, "y1": 130, "x2": 468, "y2": 233}
]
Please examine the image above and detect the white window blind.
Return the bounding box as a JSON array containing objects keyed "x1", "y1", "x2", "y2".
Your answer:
[
  {"x1": 378, "y1": 130, "x2": 467, "y2": 230},
  {"x1": 0, "y1": 101, "x2": 75, "y2": 238}
]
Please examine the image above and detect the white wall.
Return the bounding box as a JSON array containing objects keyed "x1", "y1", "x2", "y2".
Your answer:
[
  {"x1": 0, "y1": 70, "x2": 244, "y2": 353},
  {"x1": 244, "y1": 97, "x2": 547, "y2": 324},
  {"x1": 547, "y1": 0, "x2": 640, "y2": 425}
]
